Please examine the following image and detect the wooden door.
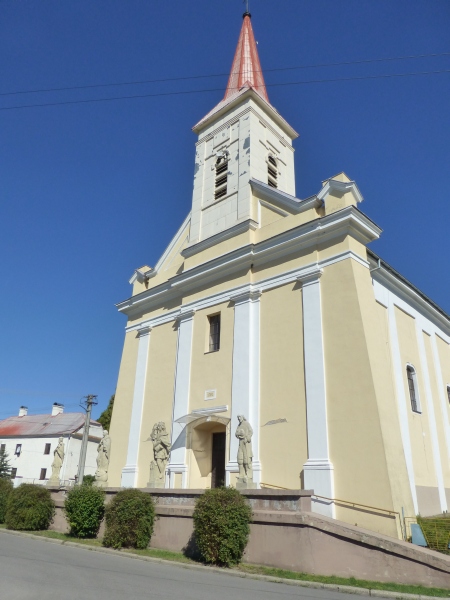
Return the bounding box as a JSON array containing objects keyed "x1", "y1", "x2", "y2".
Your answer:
[{"x1": 211, "y1": 432, "x2": 226, "y2": 488}]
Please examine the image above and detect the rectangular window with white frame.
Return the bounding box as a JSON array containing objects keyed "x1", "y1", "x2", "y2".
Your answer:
[
  {"x1": 208, "y1": 314, "x2": 221, "y2": 352},
  {"x1": 406, "y1": 365, "x2": 421, "y2": 413}
]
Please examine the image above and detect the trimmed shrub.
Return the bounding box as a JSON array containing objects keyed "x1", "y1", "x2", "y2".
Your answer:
[
  {"x1": 103, "y1": 489, "x2": 155, "y2": 549},
  {"x1": 64, "y1": 485, "x2": 105, "y2": 538},
  {"x1": 193, "y1": 487, "x2": 252, "y2": 567},
  {"x1": 6, "y1": 484, "x2": 55, "y2": 531},
  {"x1": 81, "y1": 475, "x2": 95, "y2": 487},
  {"x1": 0, "y1": 478, "x2": 13, "y2": 523}
]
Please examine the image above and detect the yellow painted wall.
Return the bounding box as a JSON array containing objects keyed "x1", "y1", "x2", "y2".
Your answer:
[
  {"x1": 188, "y1": 302, "x2": 234, "y2": 414},
  {"x1": 108, "y1": 331, "x2": 140, "y2": 486},
  {"x1": 423, "y1": 333, "x2": 450, "y2": 488},
  {"x1": 321, "y1": 259, "x2": 398, "y2": 536},
  {"x1": 259, "y1": 282, "x2": 307, "y2": 489},
  {"x1": 395, "y1": 308, "x2": 437, "y2": 489},
  {"x1": 136, "y1": 322, "x2": 178, "y2": 488}
]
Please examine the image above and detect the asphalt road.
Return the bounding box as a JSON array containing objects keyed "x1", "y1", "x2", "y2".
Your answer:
[{"x1": 0, "y1": 532, "x2": 368, "y2": 600}]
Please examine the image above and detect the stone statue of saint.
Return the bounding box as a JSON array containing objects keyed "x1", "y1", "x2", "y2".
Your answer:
[
  {"x1": 48, "y1": 437, "x2": 65, "y2": 485},
  {"x1": 148, "y1": 421, "x2": 171, "y2": 488},
  {"x1": 94, "y1": 430, "x2": 111, "y2": 487},
  {"x1": 236, "y1": 415, "x2": 254, "y2": 487}
]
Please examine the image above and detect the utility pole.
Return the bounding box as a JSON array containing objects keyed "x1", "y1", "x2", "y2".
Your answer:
[{"x1": 76, "y1": 395, "x2": 98, "y2": 485}]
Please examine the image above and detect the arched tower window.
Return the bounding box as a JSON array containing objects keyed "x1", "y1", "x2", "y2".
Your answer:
[
  {"x1": 214, "y1": 153, "x2": 229, "y2": 200},
  {"x1": 267, "y1": 154, "x2": 278, "y2": 188},
  {"x1": 447, "y1": 385, "x2": 450, "y2": 406},
  {"x1": 406, "y1": 365, "x2": 421, "y2": 413}
]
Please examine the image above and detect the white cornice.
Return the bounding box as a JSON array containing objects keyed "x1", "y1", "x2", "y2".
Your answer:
[
  {"x1": 318, "y1": 178, "x2": 364, "y2": 205},
  {"x1": 117, "y1": 207, "x2": 379, "y2": 318},
  {"x1": 182, "y1": 219, "x2": 257, "y2": 259},
  {"x1": 370, "y1": 255, "x2": 450, "y2": 338},
  {"x1": 251, "y1": 178, "x2": 321, "y2": 213},
  {"x1": 193, "y1": 88, "x2": 298, "y2": 140},
  {"x1": 130, "y1": 212, "x2": 191, "y2": 284},
  {"x1": 123, "y1": 249, "x2": 369, "y2": 334}
]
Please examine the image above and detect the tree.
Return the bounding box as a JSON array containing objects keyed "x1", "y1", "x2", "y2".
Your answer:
[
  {"x1": 0, "y1": 448, "x2": 11, "y2": 479},
  {"x1": 98, "y1": 394, "x2": 115, "y2": 431}
]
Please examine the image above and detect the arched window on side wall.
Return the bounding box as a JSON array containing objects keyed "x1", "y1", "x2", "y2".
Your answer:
[
  {"x1": 447, "y1": 385, "x2": 450, "y2": 406},
  {"x1": 406, "y1": 365, "x2": 421, "y2": 413}
]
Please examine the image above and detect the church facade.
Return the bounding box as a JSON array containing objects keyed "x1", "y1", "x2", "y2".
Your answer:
[{"x1": 108, "y1": 13, "x2": 450, "y2": 538}]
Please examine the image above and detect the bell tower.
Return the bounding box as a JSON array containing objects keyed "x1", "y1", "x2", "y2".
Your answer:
[{"x1": 187, "y1": 12, "x2": 299, "y2": 247}]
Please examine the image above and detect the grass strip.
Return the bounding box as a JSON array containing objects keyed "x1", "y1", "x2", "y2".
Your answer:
[
  {"x1": 237, "y1": 564, "x2": 450, "y2": 597},
  {"x1": 1, "y1": 527, "x2": 449, "y2": 597}
]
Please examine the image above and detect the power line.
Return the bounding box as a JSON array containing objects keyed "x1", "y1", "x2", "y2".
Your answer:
[
  {"x1": 1, "y1": 68, "x2": 449, "y2": 112},
  {"x1": 1, "y1": 51, "x2": 449, "y2": 97}
]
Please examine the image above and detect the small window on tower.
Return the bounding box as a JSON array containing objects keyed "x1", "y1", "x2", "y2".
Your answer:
[
  {"x1": 267, "y1": 154, "x2": 278, "y2": 188},
  {"x1": 39, "y1": 468, "x2": 47, "y2": 480},
  {"x1": 44, "y1": 443, "x2": 51, "y2": 455},
  {"x1": 214, "y1": 155, "x2": 228, "y2": 200},
  {"x1": 208, "y1": 314, "x2": 221, "y2": 352},
  {"x1": 447, "y1": 385, "x2": 450, "y2": 405}
]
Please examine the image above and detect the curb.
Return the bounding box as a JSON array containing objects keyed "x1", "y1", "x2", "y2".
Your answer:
[{"x1": 0, "y1": 528, "x2": 446, "y2": 599}]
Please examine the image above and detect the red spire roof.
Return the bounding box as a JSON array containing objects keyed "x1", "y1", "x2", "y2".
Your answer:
[{"x1": 224, "y1": 13, "x2": 268, "y2": 102}]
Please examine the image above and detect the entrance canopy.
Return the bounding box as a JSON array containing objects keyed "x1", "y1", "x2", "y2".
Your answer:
[{"x1": 175, "y1": 409, "x2": 230, "y2": 427}]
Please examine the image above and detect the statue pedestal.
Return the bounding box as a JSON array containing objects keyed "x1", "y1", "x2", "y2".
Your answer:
[
  {"x1": 47, "y1": 479, "x2": 60, "y2": 487},
  {"x1": 236, "y1": 477, "x2": 257, "y2": 490},
  {"x1": 147, "y1": 479, "x2": 165, "y2": 489},
  {"x1": 148, "y1": 462, "x2": 166, "y2": 489},
  {"x1": 94, "y1": 480, "x2": 108, "y2": 488}
]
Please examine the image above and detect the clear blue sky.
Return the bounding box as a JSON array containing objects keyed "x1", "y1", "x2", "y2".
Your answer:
[{"x1": 0, "y1": 0, "x2": 449, "y2": 420}]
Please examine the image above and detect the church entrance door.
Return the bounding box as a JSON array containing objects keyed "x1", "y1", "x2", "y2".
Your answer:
[{"x1": 211, "y1": 432, "x2": 226, "y2": 488}]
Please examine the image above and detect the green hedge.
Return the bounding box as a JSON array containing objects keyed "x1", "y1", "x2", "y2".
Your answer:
[
  {"x1": 64, "y1": 485, "x2": 105, "y2": 538},
  {"x1": 0, "y1": 478, "x2": 13, "y2": 523},
  {"x1": 81, "y1": 475, "x2": 95, "y2": 487},
  {"x1": 6, "y1": 484, "x2": 55, "y2": 531},
  {"x1": 103, "y1": 489, "x2": 155, "y2": 549},
  {"x1": 193, "y1": 487, "x2": 252, "y2": 567}
]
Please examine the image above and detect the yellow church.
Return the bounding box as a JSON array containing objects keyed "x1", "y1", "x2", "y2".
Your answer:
[{"x1": 109, "y1": 12, "x2": 450, "y2": 536}]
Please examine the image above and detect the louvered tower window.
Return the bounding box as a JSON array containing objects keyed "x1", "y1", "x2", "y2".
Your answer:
[
  {"x1": 267, "y1": 155, "x2": 278, "y2": 188},
  {"x1": 406, "y1": 365, "x2": 421, "y2": 413},
  {"x1": 214, "y1": 155, "x2": 228, "y2": 200}
]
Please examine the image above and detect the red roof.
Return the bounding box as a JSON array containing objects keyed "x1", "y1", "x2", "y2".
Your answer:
[
  {"x1": 224, "y1": 13, "x2": 268, "y2": 102},
  {"x1": 0, "y1": 412, "x2": 98, "y2": 437}
]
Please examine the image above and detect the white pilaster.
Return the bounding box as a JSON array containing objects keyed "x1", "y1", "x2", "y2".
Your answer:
[
  {"x1": 430, "y1": 334, "x2": 450, "y2": 465},
  {"x1": 226, "y1": 291, "x2": 262, "y2": 486},
  {"x1": 167, "y1": 310, "x2": 195, "y2": 489},
  {"x1": 121, "y1": 327, "x2": 151, "y2": 487},
  {"x1": 386, "y1": 300, "x2": 419, "y2": 514},
  {"x1": 300, "y1": 270, "x2": 335, "y2": 518},
  {"x1": 415, "y1": 320, "x2": 447, "y2": 512}
]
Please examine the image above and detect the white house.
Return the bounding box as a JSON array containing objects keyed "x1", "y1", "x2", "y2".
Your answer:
[{"x1": 0, "y1": 404, "x2": 103, "y2": 486}]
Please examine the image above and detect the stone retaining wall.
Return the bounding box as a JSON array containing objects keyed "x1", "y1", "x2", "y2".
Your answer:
[{"x1": 48, "y1": 487, "x2": 450, "y2": 589}]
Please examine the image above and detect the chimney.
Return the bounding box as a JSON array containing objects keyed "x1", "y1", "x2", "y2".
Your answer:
[
  {"x1": 18, "y1": 406, "x2": 28, "y2": 417},
  {"x1": 51, "y1": 403, "x2": 64, "y2": 416}
]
